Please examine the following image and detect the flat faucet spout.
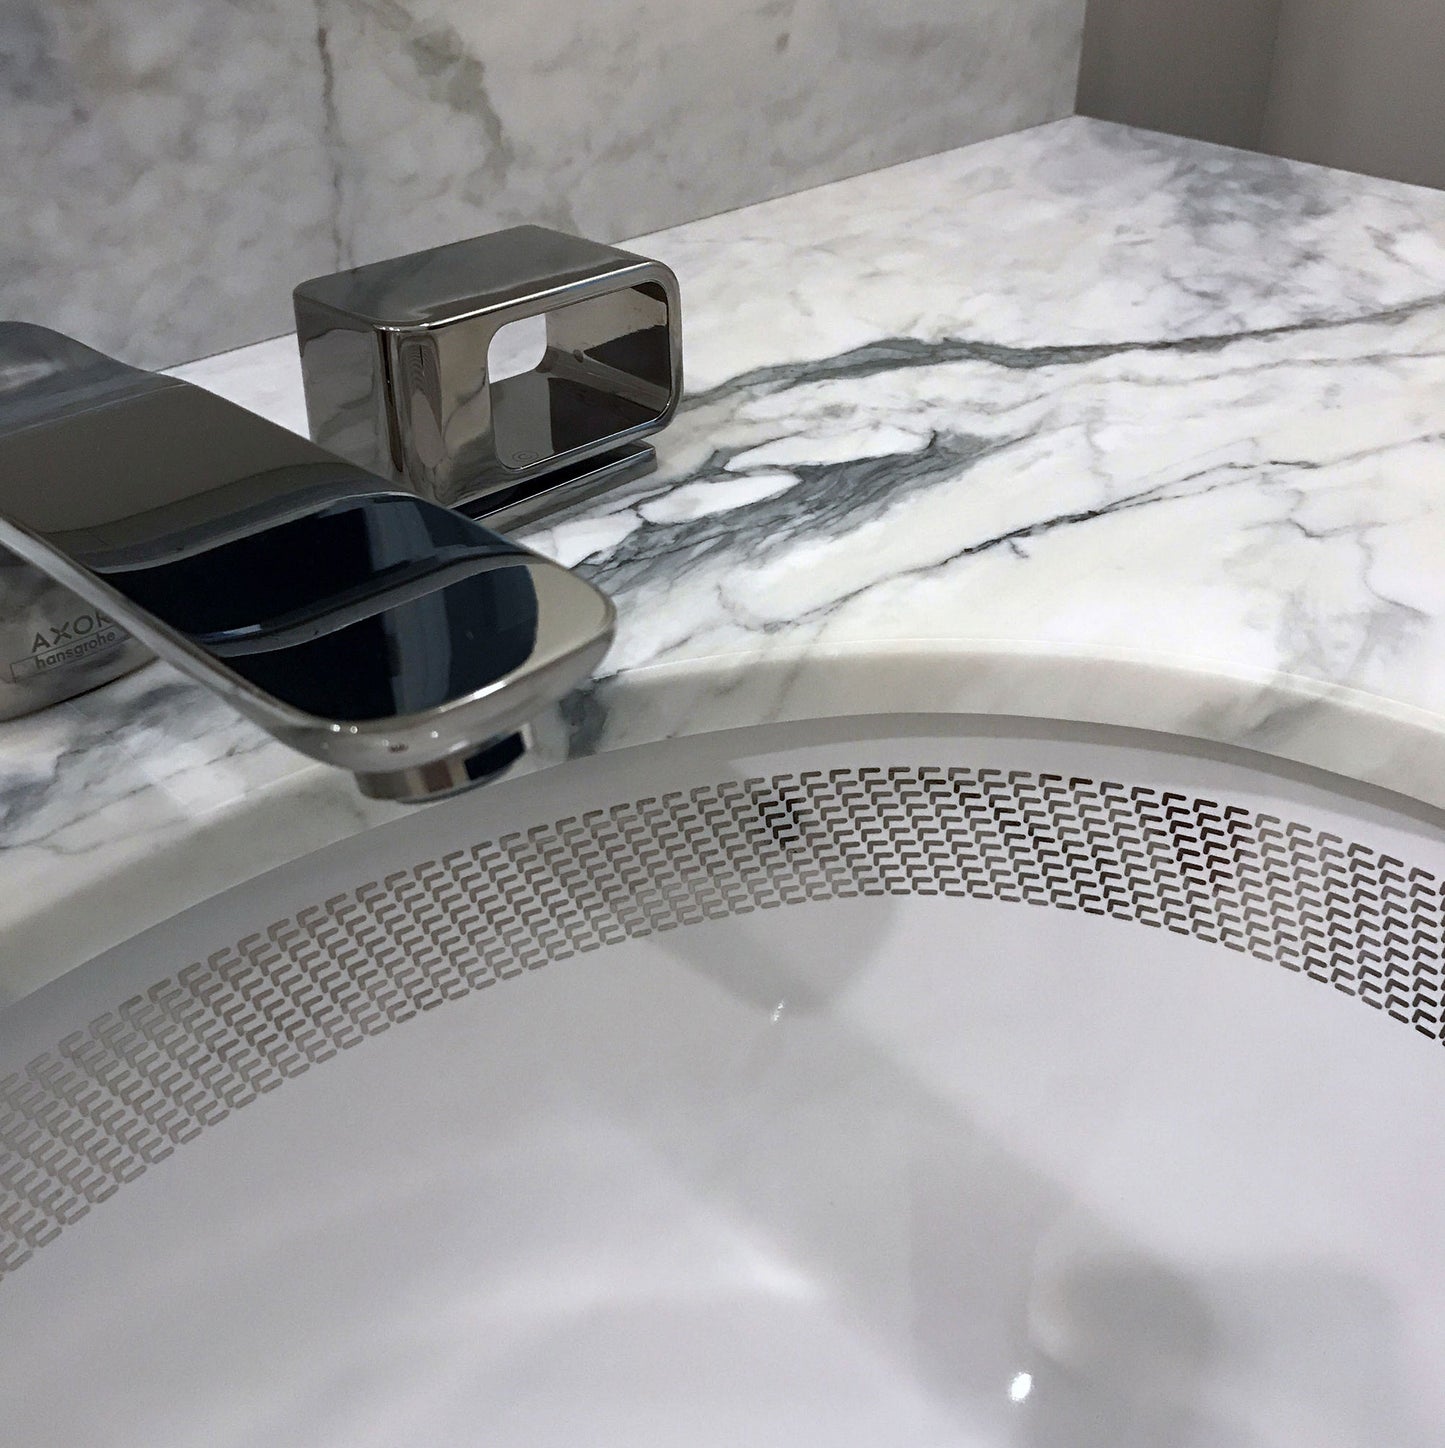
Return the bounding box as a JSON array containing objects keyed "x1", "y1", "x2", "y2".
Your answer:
[{"x1": 0, "y1": 323, "x2": 615, "y2": 802}]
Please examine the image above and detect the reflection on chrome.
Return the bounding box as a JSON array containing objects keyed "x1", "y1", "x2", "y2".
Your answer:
[{"x1": 0, "y1": 322, "x2": 616, "y2": 801}]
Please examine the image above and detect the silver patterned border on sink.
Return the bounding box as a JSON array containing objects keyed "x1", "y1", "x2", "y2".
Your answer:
[{"x1": 3, "y1": 764, "x2": 1443, "y2": 1283}]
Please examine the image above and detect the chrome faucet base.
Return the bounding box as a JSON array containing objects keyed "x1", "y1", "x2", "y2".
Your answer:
[
  {"x1": 466, "y1": 441, "x2": 656, "y2": 534},
  {"x1": 293, "y1": 227, "x2": 682, "y2": 528},
  {"x1": 354, "y1": 727, "x2": 530, "y2": 803}
]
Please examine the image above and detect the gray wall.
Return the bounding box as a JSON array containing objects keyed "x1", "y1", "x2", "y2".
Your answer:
[
  {"x1": 1, "y1": 0, "x2": 1087, "y2": 370},
  {"x1": 1078, "y1": 0, "x2": 1445, "y2": 191}
]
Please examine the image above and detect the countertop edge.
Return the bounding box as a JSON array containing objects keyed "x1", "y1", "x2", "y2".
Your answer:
[{"x1": 8, "y1": 636, "x2": 1443, "y2": 1007}]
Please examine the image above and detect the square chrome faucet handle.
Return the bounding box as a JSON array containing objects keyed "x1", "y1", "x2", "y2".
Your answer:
[{"x1": 293, "y1": 226, "x2": 683, "y2": 531}]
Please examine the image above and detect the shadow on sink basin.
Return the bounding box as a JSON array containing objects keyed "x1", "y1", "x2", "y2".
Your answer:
[{"x1": 1, "y1": 713, "x2": 1441, "y2": 1445}]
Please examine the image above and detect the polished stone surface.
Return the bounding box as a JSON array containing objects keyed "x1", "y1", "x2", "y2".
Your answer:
[
  {"x1": 3, "y1": 117, "x2": 1445, "y2": 992},
  {"x1": 0, "y1": 0, "x2": 1084, "y2": 368}
]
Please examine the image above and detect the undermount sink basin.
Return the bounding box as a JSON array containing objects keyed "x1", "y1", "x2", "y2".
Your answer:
[{"x1": 2, "y1": 714, "x2": 1443, "y2": 1446}]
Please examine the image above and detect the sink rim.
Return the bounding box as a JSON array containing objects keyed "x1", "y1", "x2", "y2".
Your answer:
[
  {"x1": 6, "y1": 635, "x2": 1444, "y2": 1011},
  {"x1": 4, "y1": 709, "x2": 1443, "y2": 1276},
  {"x1": 3, "y1": 709, "x2": 1444, "y2": 1442}
]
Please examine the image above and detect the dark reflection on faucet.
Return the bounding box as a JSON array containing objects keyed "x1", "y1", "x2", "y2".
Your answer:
[
  {"x1": 103, "y1": 493, "x2": 540, "y2": 721},
  {"x1": 0, "y1": 322, "x2": 615, "y2": 799}
]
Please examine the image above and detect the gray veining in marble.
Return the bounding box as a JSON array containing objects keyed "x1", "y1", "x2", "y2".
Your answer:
[
  {"x1": 0, "y1": 0, "x2": 1085, "y2": 369},
  {"x1": 4, "y1": 117, "x2": 1445, "y2": 998}
]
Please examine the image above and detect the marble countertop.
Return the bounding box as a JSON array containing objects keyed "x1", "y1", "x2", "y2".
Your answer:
[{"x1": 5, "y1": 116, "x2": 1445, "y2": 999}]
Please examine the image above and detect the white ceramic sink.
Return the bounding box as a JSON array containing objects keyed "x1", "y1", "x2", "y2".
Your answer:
[{"x1": 3, "y1": 715, "x2": 1443, "y2": 1446}]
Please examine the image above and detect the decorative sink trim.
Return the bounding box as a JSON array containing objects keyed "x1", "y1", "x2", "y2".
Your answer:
[{"x1": 3, "y1": 762, "x2": 1442, "y2": 1283}]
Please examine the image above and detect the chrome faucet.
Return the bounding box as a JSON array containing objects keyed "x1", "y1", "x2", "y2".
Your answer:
[{"x1": 0, "y1": 322, "x2": 615, "y2": 803}]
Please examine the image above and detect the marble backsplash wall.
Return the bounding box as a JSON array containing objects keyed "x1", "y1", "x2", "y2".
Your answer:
[{"x1": 1, "y1": 0, "x2": 1085, "y2": 370}]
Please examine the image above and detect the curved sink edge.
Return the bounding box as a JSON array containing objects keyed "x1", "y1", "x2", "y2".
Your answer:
[
  {"x1": 588, "y1": 639, "x2": 1445, "y2": 817},
  {"x1": 5, "y1": 639, "x2": 1443, "y2": 1007}
]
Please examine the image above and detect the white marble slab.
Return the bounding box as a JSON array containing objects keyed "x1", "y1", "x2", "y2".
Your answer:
[
  {"x1": 0, "y1": 0, "x2": 1083, "y2": 368},
  {"x1": 4, "y1": 117, "x2": 1445, "y2": 999}
]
